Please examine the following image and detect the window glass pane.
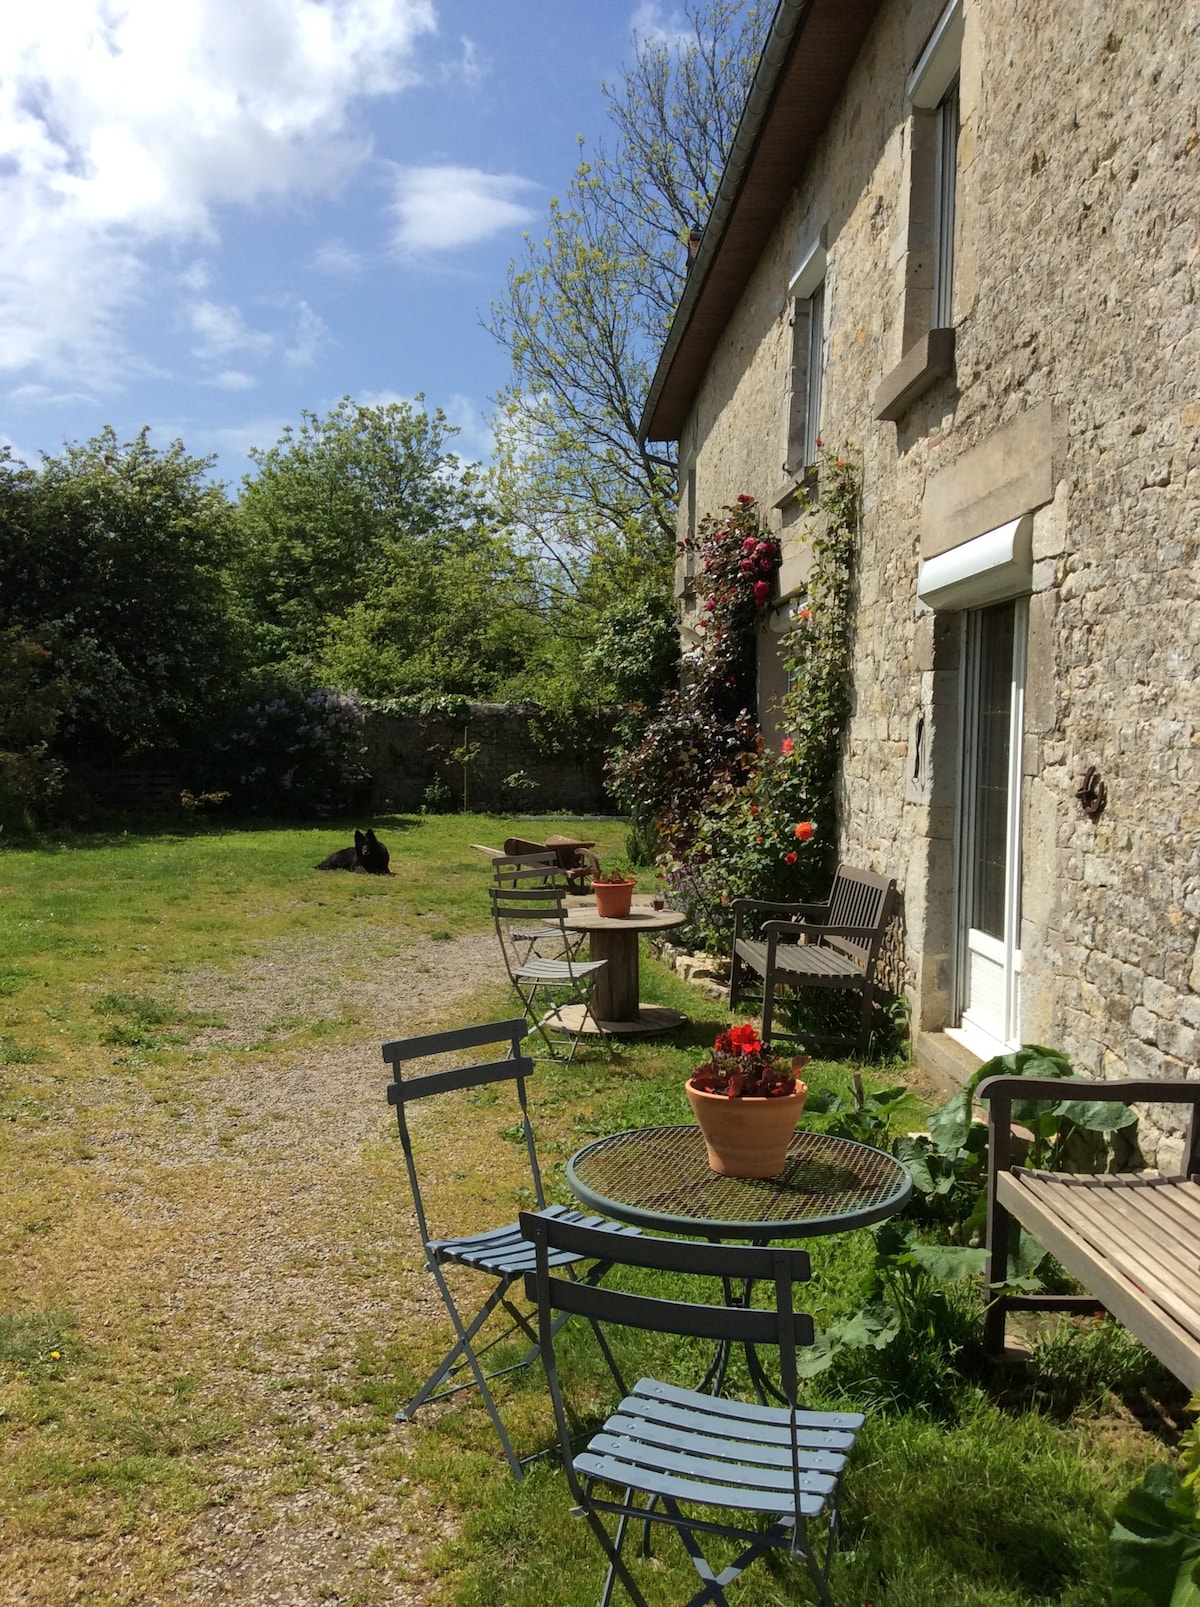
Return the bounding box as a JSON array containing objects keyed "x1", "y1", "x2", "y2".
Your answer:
[
  {"x1": 933, "y1": 83, "x2": 959, "y2": 327},
  {"x1": 804, "y1": 281, "x2": 825, "y2": 466},
  {"x1": 969, "y1": 601, "x2": 1015, "y2": 939}
]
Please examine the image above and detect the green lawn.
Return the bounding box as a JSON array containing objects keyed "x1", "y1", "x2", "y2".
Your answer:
[{"x1": 0, "y1": 814, "x2": 1175, "y2": 1605}]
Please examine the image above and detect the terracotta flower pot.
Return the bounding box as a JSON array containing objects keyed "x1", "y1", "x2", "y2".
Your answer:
[
  {"x1": 591, "y1": 877, "x2": 637, "y2": 918},
  {"x1": 685, "y1": 1081, "x2": 808, "y2": 1177}
]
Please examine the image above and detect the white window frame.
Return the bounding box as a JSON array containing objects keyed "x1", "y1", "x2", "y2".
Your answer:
[
  {"x1": 787, "y1": 239, "x2": 827, "y2": 472},
  {"x1": 908, "y1": 0, "x2": 963, "y2": 333}
]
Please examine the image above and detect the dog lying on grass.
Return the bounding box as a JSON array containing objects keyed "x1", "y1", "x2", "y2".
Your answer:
[{"x1": 315, "y1": 829, "x2": 392, "y2": 875}]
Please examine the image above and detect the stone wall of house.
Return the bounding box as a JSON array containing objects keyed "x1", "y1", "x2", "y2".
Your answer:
[
  {"x1": 676, "y1": 0, "x2": 1200, "y2": 1153},
  {"x1": 361, "y1": 703, "x2": 615, "y2": 816}
]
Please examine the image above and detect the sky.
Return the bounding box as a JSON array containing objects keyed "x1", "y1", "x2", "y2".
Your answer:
[{"x1": 1, "y1": 0, "x2": 691, "y2": 487}]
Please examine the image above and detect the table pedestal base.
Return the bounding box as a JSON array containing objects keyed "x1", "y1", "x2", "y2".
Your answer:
[{"x1": 549, "y1": 1003, "x2": 687, "y2": 1038}]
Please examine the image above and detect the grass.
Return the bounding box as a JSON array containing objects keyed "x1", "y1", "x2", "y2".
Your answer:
[{"x1": 0, "y1": 812, "x2": 1182, "y2": 1605}]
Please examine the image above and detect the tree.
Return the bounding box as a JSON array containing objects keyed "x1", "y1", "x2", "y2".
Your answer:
[
  {"x1": 233, "y1": 397, "x2": 545, "y2": 700},
  {"x1": 0, "y1": 628, "x2": 67, "y2": 829},
  {"x1": 0, "y1": 432, "x2": 241, "y2": 764},
  {"x1": 490, "y1": 1, "x2": 768, "y2": 591}
]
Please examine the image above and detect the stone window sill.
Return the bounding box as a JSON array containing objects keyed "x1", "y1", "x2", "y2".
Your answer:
[
  {"x1": 873, "y1": 327, "x2": 956, "y2": 422},
  {"x1": 771, "y1": 466, "x2": 817, "y2": 510}
]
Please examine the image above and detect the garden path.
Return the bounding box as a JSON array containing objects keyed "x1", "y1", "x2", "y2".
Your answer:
[{"x1": 80, "y1": 923, "x2": 506, "y2": 1607}]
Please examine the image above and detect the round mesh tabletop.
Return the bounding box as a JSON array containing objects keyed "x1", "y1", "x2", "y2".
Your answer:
[{"x1": 568, "y1": 1124, "x2": 912, "y2": 1238}]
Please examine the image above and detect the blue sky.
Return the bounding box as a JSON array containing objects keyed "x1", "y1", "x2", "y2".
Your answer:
[{"x1": 1, "y1": 1, "x2": 689, "y2": 487}]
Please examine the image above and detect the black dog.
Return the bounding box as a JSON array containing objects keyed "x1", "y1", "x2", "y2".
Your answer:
[{"x1": 316, "y1": 829, "x2": 392, "y2": 875}]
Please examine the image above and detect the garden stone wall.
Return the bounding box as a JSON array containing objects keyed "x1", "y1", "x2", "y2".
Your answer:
[{"x1": 362, "y1": 702, "x2": 615, "y2": 815}]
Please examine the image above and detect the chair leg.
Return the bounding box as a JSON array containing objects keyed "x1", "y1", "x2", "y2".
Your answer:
[
  {"x1": 407, "y1": 1266, "x2": 526, "y2": 1478},
  {"x1": 800, "y1": 1515, "x2": 836, "y2": 1607},
  {"x1": 585, "y1": 1500, "x2": 652, "y2": 1607}
]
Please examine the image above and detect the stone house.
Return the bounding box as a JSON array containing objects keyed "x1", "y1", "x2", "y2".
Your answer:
[{"x1": 641, "y1": 0, "x2": 1199, "y2": 1151}]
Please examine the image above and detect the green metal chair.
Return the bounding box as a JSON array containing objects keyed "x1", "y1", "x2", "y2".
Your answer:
[
  {"x1": 383, "y1": 1019, "x2": 637, "y2": 1477},
  {"x1": 489, "y1": 885, "x2": 613, "y2": 1061},
  {"x1": 520, "y1": 1210, "x2": 865, "y2": 1607},
  {"x1": 491, "y1": 852, "x2": 586, "y2": 964}
]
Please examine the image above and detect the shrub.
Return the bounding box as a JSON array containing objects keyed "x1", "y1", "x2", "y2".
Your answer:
[
  {"x1": 204, "y1": 674, "x2": 367, "y2": 817},
  {"x1": 0, "y1": 631, "x2": 67, "y2": 833}
]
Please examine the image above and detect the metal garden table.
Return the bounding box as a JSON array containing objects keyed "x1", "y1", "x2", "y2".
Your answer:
[
  {"x1": 567, "y1": 1123, "x2": 913, "y2": 1398},
  {"x1": 567, "y1": 1123, "x2": 912, "y2": 1239}
]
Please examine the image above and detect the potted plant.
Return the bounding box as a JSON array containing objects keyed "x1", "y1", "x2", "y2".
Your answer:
[
  {"x1": 685, "y1": 1023, "x2": 809, "y2": 1177},
  {"x1": 590, "y1": 861, "x2": 638, "y2": 918}
]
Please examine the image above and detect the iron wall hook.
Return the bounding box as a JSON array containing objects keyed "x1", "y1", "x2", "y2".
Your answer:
[{"x1": 1075, "y1": 767, "x2": 1107, "y2": 819}]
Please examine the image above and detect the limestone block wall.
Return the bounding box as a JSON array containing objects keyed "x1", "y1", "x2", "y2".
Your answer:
[{"x1": 675, "y1": 0, "x2": 1199, "y2": 1143}]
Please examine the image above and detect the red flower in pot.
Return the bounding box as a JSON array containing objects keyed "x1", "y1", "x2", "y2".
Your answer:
[{"x1": 686, "y1": 1024, "x2": 809, "y2": 1177}]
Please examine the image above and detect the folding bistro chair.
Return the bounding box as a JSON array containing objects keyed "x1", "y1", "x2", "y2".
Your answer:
[
  {"x1": 491, "y1": 852, "x2": 585, "y2": 964},
  {"x1": 383, "y1": 1019, "x2": 637, "y2": 1478},
  {"x1": 489, "y1": 885, "x2": 613, "y2": 1062},
  {"x1": 520, "y1": 1211, "x2": 866, "y2": 1607}
]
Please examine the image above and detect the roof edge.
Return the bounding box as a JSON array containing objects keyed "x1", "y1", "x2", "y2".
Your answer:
[{"x1": 638, "y1": 0, "x2": 814, "y2": 447}]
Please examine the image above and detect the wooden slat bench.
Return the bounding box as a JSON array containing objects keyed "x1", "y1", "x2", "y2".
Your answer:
[
  {"x1": 728, "y1": 865, "x2": 898, "y2": 1055},
  {"x1": 982, "y1": 1075, "x2": 1200, "y2": 1389}
]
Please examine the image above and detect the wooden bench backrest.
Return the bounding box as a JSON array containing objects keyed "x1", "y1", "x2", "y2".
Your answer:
[{"x1": 821, "y1": 866, "x2": 898, "y2": 971}]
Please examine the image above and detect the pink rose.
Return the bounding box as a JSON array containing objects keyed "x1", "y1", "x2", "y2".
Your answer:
[
  {"x1": 781, "y1": 737, "x2": 795, "y2": 755},
  {"x1": 753, "y1": 580, "x2": 770, "y2": 605},
  {"x1": 742, "y1": 537, "x2": 758, "y2": 553}
]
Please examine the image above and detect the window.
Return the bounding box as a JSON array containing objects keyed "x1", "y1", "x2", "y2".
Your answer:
[
  {"x1": 873, "y1": 0, "x2": 962, "y2": 421},
  {"x1": 784, "y1": 237, "x2": 826, "y2": 476},
  {"x1": 803, "y1": 280, "x2": 825, "y2": 468},
  {"x1": 908, "y1": 0, "x2": 963, "y2": 332},
  {"x1": 932, "y1": 80, "x2": 960, "y2": 328},
  {"x1": 676, "y1": 461, "x2": 697, "y2": 598}
]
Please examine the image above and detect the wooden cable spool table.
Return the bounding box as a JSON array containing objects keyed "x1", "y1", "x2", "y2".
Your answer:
[{"x1": 556, "y1": 904, "x2": 689, "y2": 1037}]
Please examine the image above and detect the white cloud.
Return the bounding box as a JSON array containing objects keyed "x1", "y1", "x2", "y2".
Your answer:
[
  {"x1": 188, "y1": 298, "x2": 274, "y2": 362},
  {"x1": 8, "y1": 382, "x2": 98, "y2": 408},
  {"x1": 311, "y1": 239, "x2": 366, "y2": 277},
  {"x1": 451, "y1": 37, "x2": 484, "y2": 89},
  {"x1": 630, "y1": 2, "x2": 694, "y2": 50},
  {"x1": 209, "y1": 369, "x2": 257, "y2": 391},
  {"x1": 389, "y1": 165, "x2": 538, "y2": 253},
  {"x1": 441, "y1": 392, "x2": 496, "y2": 464},
  {"x1": 282, "y1": 300, "x2": 328, "y2": 367},
  {"x1": 186, "y1": 293, "x2": 328, "y2": 379},
  {"x1": 0, "y1": 0, "x2": 437, "y2": 385},
  {"x1": 354, "y1": 387, "x2": 494, "y2": 464}
]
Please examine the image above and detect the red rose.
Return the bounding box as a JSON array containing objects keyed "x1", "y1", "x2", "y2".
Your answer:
[
  {"x1": 794, "y1": 821, "x2": 814, "y2": 841},
  {"x1": 781, "y1": 737, "x2": 795, "y2": 756},
  {"x1": 785, "y1": 850, "x2": 798, "y2": 864},
  {"x1": 737, "y1": 493, "x2": 755, "y2": 505}
]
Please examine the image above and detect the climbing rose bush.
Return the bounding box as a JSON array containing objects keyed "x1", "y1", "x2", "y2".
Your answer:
[{"x1": 608, "y1": 496, "x2": 780, "y2": 856}]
